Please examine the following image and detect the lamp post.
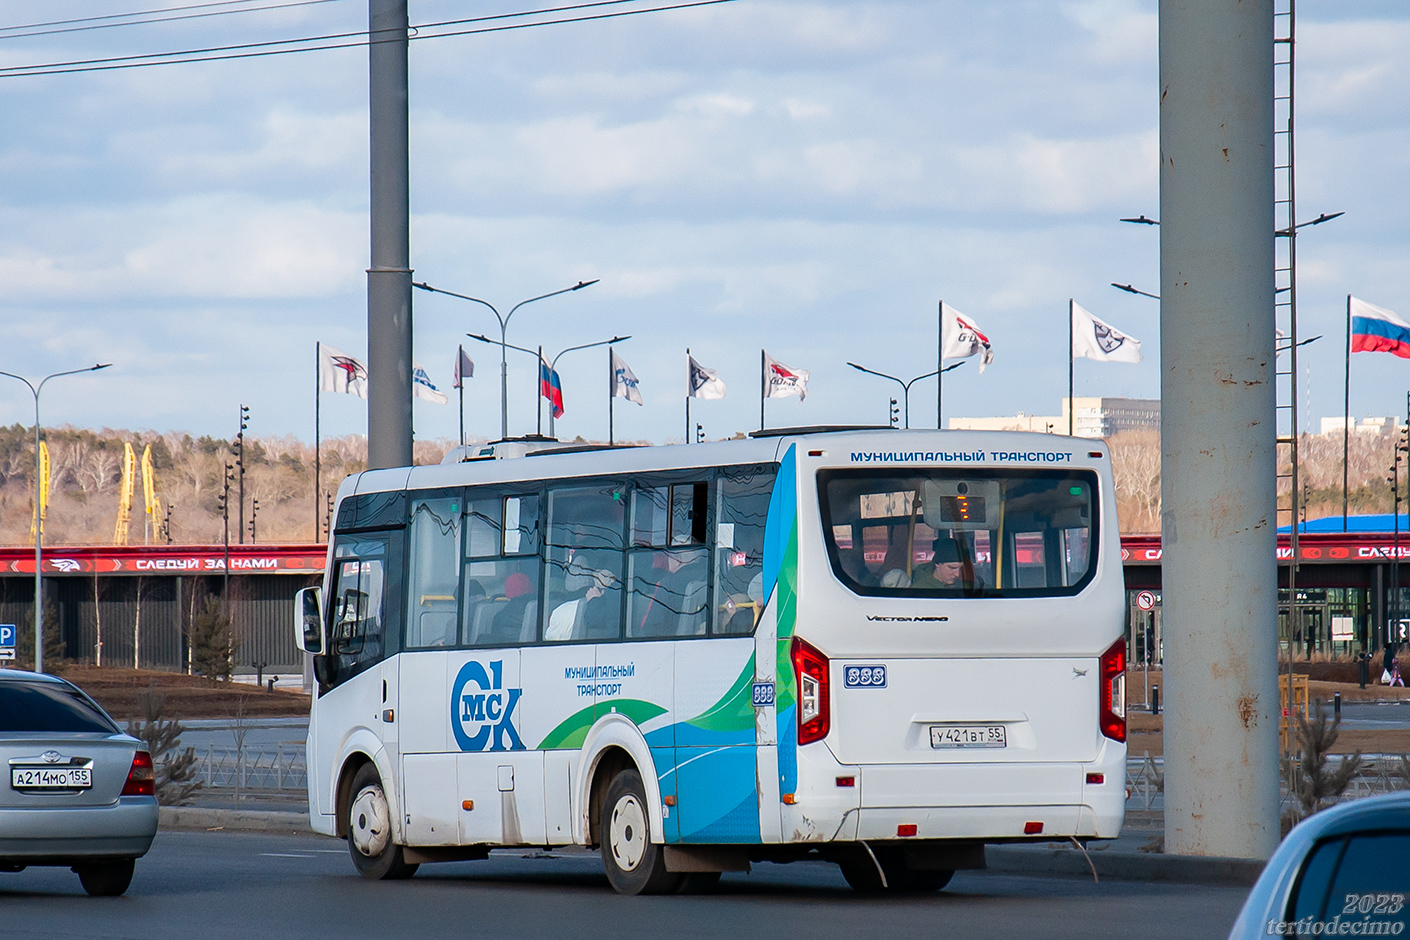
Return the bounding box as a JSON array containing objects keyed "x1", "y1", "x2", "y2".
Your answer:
[
  {"x1": 0, "y1": 363, "x2": 111, "y2": 674},
  {"x1": 847, "y1": 361, "x2": 961, "y2": 429},
  {"x1": 466, "y1": 332, "x2": 628, "y2": 439},
  {"x1": 414, "y1": 279, "x2": 599, "y2": 439},
  {"x1": 544, "y1": 336, "x2": 629, "y2": 438}
]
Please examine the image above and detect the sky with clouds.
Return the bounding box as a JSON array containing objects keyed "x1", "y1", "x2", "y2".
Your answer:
[{"x1": 0, "y1": 0, "x2": 1406, "y2": 447}]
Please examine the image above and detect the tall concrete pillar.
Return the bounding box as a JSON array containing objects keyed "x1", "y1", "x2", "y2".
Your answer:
[
  {"x1": 1159, "y1": 0, "x2": 1280, "y2": 859},
  {"x1": 367, "y1": 0, "x2": 413, "y2": 470}
]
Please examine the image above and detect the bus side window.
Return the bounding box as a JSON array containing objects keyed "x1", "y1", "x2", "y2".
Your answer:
[
  {"x1": 714, "y1": 465, "x2": 776, "y2": 635},
  {"x1": 405, "y1": 496, "x2": 462, "y2": 649},
  {"x1": 626, "y1": 482, "x2": 711, "y2": 639},
  {"x1": 545, "y1": 484, "x2": 626, "y2": 642},
  {"x1": 462, "y1": 494, "x2": 542, "y2": 648}
]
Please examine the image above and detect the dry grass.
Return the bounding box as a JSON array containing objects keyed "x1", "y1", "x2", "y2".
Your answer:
[{"x1": 59, "y1": 666, "x2": 310, "y2": 720}]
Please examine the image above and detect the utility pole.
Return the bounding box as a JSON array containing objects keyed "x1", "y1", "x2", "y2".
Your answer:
[
  {"x1": 236, "y1": 404, "x2": 248, "y2": 544},
  {"x1": 367, "y1": 0, "x2": 413, "y2": 470},
  {"x1": 1160, "y1": 0, "x2": 1279, "y2": 859},
  {"x1": 219, "y1": 464, "x2": 233, "y2": 599}
]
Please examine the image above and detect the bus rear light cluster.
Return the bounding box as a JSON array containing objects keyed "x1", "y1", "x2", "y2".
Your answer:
[
  {"x1": 1099, "y1": 638, "x2": 1127, "y2": 743},
  {"x1": 792, "y1": 636, "x2": 830, "y2": 745},
  {"x1": 121, "y1": 750, "x2": 155, "y2": 797}
]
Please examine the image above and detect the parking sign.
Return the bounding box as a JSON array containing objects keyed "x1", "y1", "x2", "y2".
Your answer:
[{"x1": 0, "y1": 623, "x2": 15, "y2": 660}]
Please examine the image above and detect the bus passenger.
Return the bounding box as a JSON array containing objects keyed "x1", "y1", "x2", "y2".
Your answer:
[{"x1": 911, "y1": 537, "x2": 978, "y2": 590}]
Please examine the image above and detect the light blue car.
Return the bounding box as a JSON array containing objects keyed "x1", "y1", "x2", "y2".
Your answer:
[
  {"x1": 1227, "y1": 792, "x2": 1410, "y2": 938},
  {"x1": 0, "y1": 669, "x2": 160, "y2": 896}
]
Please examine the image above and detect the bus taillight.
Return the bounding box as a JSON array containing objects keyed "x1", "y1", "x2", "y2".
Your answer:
[
  {"x1": 1099, "y1": 638, "x2": 1127, "y2": 743},
  {"x1": 792, "y1": 636, "x2": 830, "y2": 745}
]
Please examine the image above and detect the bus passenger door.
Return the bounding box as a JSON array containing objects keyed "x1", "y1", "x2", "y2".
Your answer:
[{"x1": 452, "y1": 651, "x2": 546, "y2": 846}]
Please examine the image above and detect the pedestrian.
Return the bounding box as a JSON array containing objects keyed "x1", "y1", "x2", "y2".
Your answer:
[
  {"x1": 1392, "y1": 648, "x2": 1405, "y2": 688},
  {"x1": 1383, "y1": 642, "x2": 1399, "y2": 685}
]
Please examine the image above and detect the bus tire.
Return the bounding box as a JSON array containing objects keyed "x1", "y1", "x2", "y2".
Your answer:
[
  {"x1": 600, "y1": 769, "x2": 682, "y2": 895},
  {"x1": 347, "y1": 763, "x2": 419, "y2": 881},
  {"x1": 839, "y1": 847, "x2": 953, "y2": 894}
]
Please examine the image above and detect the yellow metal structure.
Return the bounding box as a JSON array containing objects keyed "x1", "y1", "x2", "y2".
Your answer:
[
  {"x1": 28, "y1": 440, "x2": 50, "y2": 542},
  {"x1": 1278, "y1": 672, "x2": 1311, "y2": 751},
  {"x1": 140, "y1": 444, "x2": 160, "y2": 543},
  {"x1": 114, "y1": 442, "x2": 135, "y2": 546}
]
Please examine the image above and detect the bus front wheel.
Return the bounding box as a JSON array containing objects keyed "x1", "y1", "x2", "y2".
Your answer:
[
  {"x1": 600, "y1": 769, "x2": 682, "y2": 895},
  {"x1": 347, "y1": 763, "x2": 419, "y2": 881}
]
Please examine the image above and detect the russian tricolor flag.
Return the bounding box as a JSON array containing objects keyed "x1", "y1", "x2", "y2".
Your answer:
[
  {"x1": 540, "y1": 361, "x2": 564, "y2": 418},
  {"x1": 1351, "y1": 297, "x2": 1410, "y2": 359}
]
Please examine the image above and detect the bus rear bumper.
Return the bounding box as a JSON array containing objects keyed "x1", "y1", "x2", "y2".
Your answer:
[{"x1": 825, "y1": 743, "x2": 1126, "y2": 843}]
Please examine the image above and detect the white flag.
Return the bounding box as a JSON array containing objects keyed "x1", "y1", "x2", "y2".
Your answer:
[
  {"x1": 1072, "y1": 302, "x2": 1142, "y2": 363},
  {"x1": 764, "y1": 352, "x2": 809, "y2": 400},
  {"x1": 940, "y1": 303, "x2": 994, "y2": 373},
  {"x1": 687, "y1": 355, "x2": 726, "y2": 400},
  {"x1": 452, "y1": 347, "x2": 474, "y2": 389},
  {"x1": 320, "y1": 344, "x2": 368, "y2": 399},
  {"x1": 611, "y1": 349, "x2": 643, "y2": 405},
  {"x1": 412, "y1": 361, "x2": 448, "y2": 404}
]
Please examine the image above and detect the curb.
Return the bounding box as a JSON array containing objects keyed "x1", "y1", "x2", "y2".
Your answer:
[
  {"x1": 160, "y1": 806, "x2": 314, "y2": 835},
  {"x1": 987, "y1": 845, "x2": 1265, "y2": 886}
]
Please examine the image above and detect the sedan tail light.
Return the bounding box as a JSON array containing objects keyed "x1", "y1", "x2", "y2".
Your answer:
[
  {"x1": 122, "y1": 750, "x2": 155, "y2": 796},
  {"x1": 1099, "y1": 639, "x2": 1127, "y2": 743},
  {"x1": 791, "y1": 636, "x2": 830, "y2": 745}
]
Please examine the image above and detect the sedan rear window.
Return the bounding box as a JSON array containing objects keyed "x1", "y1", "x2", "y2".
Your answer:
[{"x1": 0, "y1": 681, "x2": 118, "y2": 733}]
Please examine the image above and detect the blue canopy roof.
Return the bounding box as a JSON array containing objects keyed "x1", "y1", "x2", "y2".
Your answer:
[{"x1": 1279, "y1": 514, "x2": 1410, "y2": 534}]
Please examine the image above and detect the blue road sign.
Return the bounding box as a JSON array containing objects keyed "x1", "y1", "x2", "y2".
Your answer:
[{"x1": 0, "y1": 623, "x2": 14, "y2": 660}]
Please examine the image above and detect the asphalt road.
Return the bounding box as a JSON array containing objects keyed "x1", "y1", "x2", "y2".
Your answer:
[{"x1": 0, "y1": 830, "x2": 1250, "y2": 940}]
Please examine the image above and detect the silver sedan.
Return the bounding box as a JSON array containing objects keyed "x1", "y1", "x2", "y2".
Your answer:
[
  {"x1": 0, "y1": 668, "x2": 159, "y2": 896},
  {"x1": 1227, "y1": 791, "x2": 1410, "y2": 938}
]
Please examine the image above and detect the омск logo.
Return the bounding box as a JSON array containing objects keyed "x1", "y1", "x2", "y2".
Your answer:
[{"x1": 451, "y1": 660, "x2": 524, "y2": 752}]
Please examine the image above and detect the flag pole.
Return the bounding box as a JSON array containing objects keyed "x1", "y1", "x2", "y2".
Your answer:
[
  {"x1": 759, "y1": 349, "x2": 765, "y2": 432},
  {"x1": 1343, "y1": 294, "x2": 1351, "y2": 532},
  {"x1": 608, "y1": 346, "x2": 615, "y2": 447},
  {"x1": 314, "y1": 341, "x2": 321, "y2": 542},
  {"x1": 937, "y1": 300, "x2": 944, "y2": 430},
  {"x1": 537, "y1": 345, "x2": 544, "y2": 438},
  {"x1": 458, "y1": 345, "x2": 465, "y2": 448},
  {"x1": 1068, "y1": 298, "x2": 1075, "y2": 436},
  {"x1": 685, "y1": 348, "x2": 691, "y2": 445}
]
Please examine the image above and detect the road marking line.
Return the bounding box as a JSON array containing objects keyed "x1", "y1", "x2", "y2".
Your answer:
[{"x1": 260, "y1": 853, "x2": 315, "y2": 858}]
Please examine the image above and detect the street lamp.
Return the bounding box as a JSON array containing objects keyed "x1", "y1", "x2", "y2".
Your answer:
[
  {"x1": 847, "y1": 362, "x2": 960, "y2": 429},
  {"x1": 0, "y1": 362, "x2": 111, "y2": 673},
  {"x1": 465, "y1": 332, "x2": 629, "y2": 439},
  {"x1": 1111, "y1": 283, "x2": 1161, "y2": 301},
  {"x1": 414, "y1": 279, "x2": 599, "y2": 439}
]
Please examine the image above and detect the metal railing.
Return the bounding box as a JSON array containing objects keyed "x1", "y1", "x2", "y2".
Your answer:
[
  {"x1": 195, "y1": 745, "x2": 307, "y2": 792},
  {"x1": 1125, "y1": 753, "x2": 1410, "y2": 814}
]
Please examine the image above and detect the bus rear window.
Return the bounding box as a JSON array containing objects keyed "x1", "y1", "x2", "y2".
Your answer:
[{"x1": 818, "y1": 469, "x2": 1099, "y2": 598}]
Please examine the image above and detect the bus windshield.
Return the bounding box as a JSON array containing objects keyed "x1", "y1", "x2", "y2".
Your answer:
[{"x1": 818, "y1": 468, "x2": 1099, "y2": 598}]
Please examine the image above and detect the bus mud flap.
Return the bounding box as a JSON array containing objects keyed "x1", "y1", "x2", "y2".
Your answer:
[{"x1": 663, "y1": 845, "x2": 750, "y2": 873}]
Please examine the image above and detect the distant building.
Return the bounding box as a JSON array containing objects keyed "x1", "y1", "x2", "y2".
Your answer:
[
  {"x1": 948, "y1": 397, "x2": 1160, "y2": 439},
  {"x1": 1318, "y1": 415, "x2": 1405, "y2": 436}
]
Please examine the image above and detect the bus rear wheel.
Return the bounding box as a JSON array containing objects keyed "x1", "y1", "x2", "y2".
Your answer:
[
  {"x1": 347, "y1": 763, "x2": 419, "y2": 880},
  {"x1": 600, "y1": 769, "x2": 683, "y2": 895},
  {"x1": 839, "y1": 846, "x2": 954, "y2": 893}
]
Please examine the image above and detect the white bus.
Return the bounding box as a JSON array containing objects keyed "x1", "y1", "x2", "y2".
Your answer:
[{"x1": 294, "y1": 429, "x2": 1126, "y2": 894}]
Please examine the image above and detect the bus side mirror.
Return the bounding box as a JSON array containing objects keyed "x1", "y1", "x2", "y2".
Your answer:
[{"x1": 295, "y1": 586, "x2": 325, "y2": 655}]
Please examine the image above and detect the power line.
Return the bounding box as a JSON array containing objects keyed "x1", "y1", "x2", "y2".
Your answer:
[
  {"x1": 0, "y1": 0, "x2": 348, "y2": 43},
  {"x1": 0, "y1": 0, "x2": 303, "y2": 33},
  {"x1": 0, "y1": 0, "x2": 738, "y2": 79}
]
